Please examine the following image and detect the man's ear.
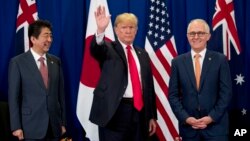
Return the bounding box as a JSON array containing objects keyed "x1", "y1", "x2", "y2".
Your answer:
[
  {"x1": 30, "y1": 36, "x2": 36, "y2": 43},
  {"x1": 206, "y1": 33, "x2": 211, "y2": 41}
]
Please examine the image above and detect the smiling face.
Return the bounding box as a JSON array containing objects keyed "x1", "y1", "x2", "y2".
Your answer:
[
  {"x1": 31, "y1": 27, "x2": 53, "y2": 55},
  {"x1": 187, "y1": 19, "x2": 211, "y2": 53}
]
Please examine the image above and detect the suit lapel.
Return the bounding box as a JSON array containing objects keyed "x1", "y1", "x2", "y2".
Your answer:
[
  {"x1": 114, "y1": 41, "x2": 128, "y2": 68},
  {"x1": 24, "y1": 51, "x2": 47, "y2": 90},
  {"x1": 134, "y1": 47, "x2": 143, "y2": 68},
  {"x1": 114, "y1": 42, "x2": 145, "y2": 80},
  {"x1": 133, "y1": 47, "x2": 146, "y2": 98},
  {"x1": 46, "y1": 54, "x2": 54, "y2": 90},
  {"x1": 183, "y1": 52, "x2": 197, "y2": 90},
  {"x1": 200, "y1": 50, "x2": 213, "y2": 90},
  {"x1": 134, "y1": 46, "x2": 144, "y2": 83}
]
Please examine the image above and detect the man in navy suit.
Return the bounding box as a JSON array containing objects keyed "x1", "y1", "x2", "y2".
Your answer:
[
  {"x1": 8, "y1": 20, "x2": 66, "y2": 140},
  {"x1": 89, "y1": 6, "x2": 157, "y2": 141},
  {"x1": 168, "y1": 19, "x2": 232, "y2": 141}
]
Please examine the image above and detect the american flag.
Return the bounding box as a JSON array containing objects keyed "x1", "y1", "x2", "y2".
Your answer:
[
  {"x1": 144, "y1": 0, "x2": 180, "y2": 140},
  {"x1": 212, "y1": 0, "x2": 241, "y2": 60},
  {"x1": 15, "y1": 0, "x2": 38, "y2": 53}
]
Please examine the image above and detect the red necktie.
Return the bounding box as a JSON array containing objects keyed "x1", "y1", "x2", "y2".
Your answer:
[
  {"x1": 194, "y1": 54, "x2": 201, "y2": 90},
  {"x1": 126, "y1": 45, "x2": 143, "y2": 111},
  {"x1": 38, "y1": 57, "x2": 48, "y2": 88}
]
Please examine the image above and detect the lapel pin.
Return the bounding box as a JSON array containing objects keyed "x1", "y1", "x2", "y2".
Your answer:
[{"x1": 209, "y1": 57, "x2": 212, "y2": 61}]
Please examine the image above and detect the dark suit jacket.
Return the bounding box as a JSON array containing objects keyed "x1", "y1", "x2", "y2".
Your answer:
[
  {"x1": 8, "y1": 50, "x2": 66, "y2": 139},
  {"x1": 89, "y1": 37, "x2": 157, "y2": 130},
  {"x1": 168, "y1": 50, "x2": 232, "y2": 138}
]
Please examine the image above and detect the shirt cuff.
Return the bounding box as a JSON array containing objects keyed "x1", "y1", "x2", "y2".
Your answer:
[{"x1": 95, "y1": 32, "x2": 105, "y2": 45}]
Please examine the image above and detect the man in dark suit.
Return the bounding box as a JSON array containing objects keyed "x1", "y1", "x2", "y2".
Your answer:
[
  {"x1": 89, "y1": 6, "x2": 157, "y2": 141},
  {"x1": 168, "y1": 19, "x2": 232, "y2": 141},
  {"x1": 8, "y1": 20, "x2": 66, "y2": 140}
]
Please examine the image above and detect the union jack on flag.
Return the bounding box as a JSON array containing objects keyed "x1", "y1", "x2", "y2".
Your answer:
[
  {"x1": 212, "y1": 0, "x2": 241, "y2": 60},
  {"x1": 145, "y1": 0, "x2": 180, "y2": 140},
  {"x1": 15, "y1": 0, "x2": 38, "y2": 53}
]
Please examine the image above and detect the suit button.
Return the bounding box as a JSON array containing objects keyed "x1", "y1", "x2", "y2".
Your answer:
[{"x1": 197, "y1": 106, "x2": 200, "y2": 111}]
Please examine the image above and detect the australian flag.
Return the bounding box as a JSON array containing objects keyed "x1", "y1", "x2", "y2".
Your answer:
[
  {"x1": 209, "y1": 0, "x2": 250, "y2": 140},
  {"x1": 15, "y1": 0, "x2": 38, "y2": 54}
]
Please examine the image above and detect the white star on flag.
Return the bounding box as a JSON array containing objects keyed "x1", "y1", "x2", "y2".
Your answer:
[
  {"x1": 241, "y1": 108, "x2": 247, "y2": 115},
  {"x1": 234, "y1": 74, "x2": 245, "y2": 85}
]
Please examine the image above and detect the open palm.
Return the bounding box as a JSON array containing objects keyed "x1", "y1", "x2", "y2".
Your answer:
[{"x1": 95, "y1": 6, "x2": 110, "y2": 34}]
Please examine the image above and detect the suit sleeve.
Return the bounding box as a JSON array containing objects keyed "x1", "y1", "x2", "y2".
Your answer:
[
  {"x1": 90, "y1": 35, "x2": 107, "y2": 62},
  {"x1": 168, "y1": 59, "x2": 189, "y2": 124},
  {"x1": 58, "y1": 60, "x2": 67, "y2": 126},
  {"x1": 8, "y1": 59, "x2": 22, "y2": 131},
  {"x1": 208, "y1": 56, "x2": 232, "y2": 122},
  {"x1": 145, "y1": 52, "x2": 157, "y2": 120}
]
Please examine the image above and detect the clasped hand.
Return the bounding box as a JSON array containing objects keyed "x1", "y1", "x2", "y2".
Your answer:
[{"x1": 186, "y1": 116, "x2": 213, "y2": 129}]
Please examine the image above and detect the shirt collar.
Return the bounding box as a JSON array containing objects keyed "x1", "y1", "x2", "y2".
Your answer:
[
  {"x1": 191, "y1": 48, "x2": 207, "y2": 59},
  {"x1": 30, "y1": 48, "x2": 47, "y2": 61},
  {"x1": 118, "y1": 39, "x2": 134, "y2": 51}
]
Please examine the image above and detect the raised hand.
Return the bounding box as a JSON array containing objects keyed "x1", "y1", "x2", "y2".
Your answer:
[{"x1": 94, "y1": 5, "x2": 111, "y2": 34}]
